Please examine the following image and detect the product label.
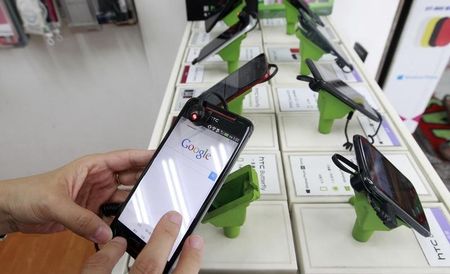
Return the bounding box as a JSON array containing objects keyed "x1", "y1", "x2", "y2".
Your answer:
[
  {"x1": 289, "y1": 153, "x2": 428, "y2": 196},
  {"x1": 190, "y1": 32, "x2": 211, "y2": 45},
  {"x1": 289, "y1": 155, "x2": 353, "y2": 196},
  {"x1": 277, "y1": 87, "x2": 318, "y2": 111},
  {"x1": 186, "y1": 46, "x2": 261, "y2": 63},
  {"x1": 243, "y1": 85, "x2": 271, "y2": 111},
  {"x1": 357, "y1": 116, "x2": 401, "y2": 147},
  {"x1": 415, "y1": 207, "x2": 450, "y2": 266},
  {"x1": 180, "y1": 65, "x2": 204, "y2": 84},
  {"x1": 267, "y1": 47, "x2": 299, "y2": 62},
  {"x1": 261, "y1": 18, "x2": 286, "y2": 27},
  {"x1": 232, "y1": 153, "x2": 281, "y2": 194}
]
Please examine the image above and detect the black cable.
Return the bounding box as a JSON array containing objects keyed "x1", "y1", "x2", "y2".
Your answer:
[
  {"x1": 367, "y1": 111, "x2": 383, "y2": 144},
  {"x1": 343, "y1": 111, "x2": 354, "y2": 151}
]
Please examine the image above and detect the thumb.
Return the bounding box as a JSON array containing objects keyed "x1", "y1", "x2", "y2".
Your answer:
[{"x1": 52, "y1": 198, "x2": 112, "y2": 244}]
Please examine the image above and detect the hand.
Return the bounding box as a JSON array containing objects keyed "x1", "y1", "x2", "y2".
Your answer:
[
  {"x1": 0, "y1": 149, "x2": 152, "y2": 244},
  {"x1": 82, "y1": 211, "x2": 204, "y2": 274}
]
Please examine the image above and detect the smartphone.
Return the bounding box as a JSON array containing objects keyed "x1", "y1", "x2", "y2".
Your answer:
[
  {"x1": 353, "y1": 135, "x2": 430, "y2": 237},
  {"x1": 198, "y1": 53, "x2": 273, "y2": 106},
  {"x1": 298, "y1": 12, "x2": 353, "y2": 72},
  {"x1": 306, "y1": 59, "x2": 380, "y2": 122},
  {"x1": 110, "y1": 98, "x2": 253, "y2": 270},
  {"x1": 286, "y1": 0, "x2": 324, "y2": 26},
  {"x1": 204, "y1": 0, "x2": 242, "y2": 33},
  {"x1": 192, "y1": 11, "x2": 258, "y2": 65}
]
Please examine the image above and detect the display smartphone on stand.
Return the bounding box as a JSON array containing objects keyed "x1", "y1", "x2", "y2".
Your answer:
[
  {"x1": 351, "y1": 135, "x2": 431, "y2": 237},
  {"x1": 192, "y1": 11, "x2": 258, "y2": 65},
  {"x1": 110, "y1": 97, "x2": 254, "y2": 271},
  {"x1": 198, "y1": 53, "x2": 277, "y2": 106},
  {"x1": 204, "y1": 0, "x2": 242, "y2": 33},
  {"x1": 286, "y1": 0, "x2": 324, "y2": 26},
  {"x1": 298, "y1": 11, "x2": 353, "y2": 72},
  {"x1": 300, "y1": 58, "x2": 380, "y2": 122}
]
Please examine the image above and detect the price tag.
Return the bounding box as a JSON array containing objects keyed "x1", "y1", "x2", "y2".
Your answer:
[
  {"x1": 232, "y1": 153, "x2": 281, "y2": 194},
  {"x1": 415, "y1": 207, "x2": 450, "y2": 266},
  {"x1": 261, "y1": 18, "x2": 286, "y2": 27},
  {"x1": 190, "y1": 32, "x2": 211, "y2": 45},
  {"x1": 277, "y1": 87, "x2": 318, "y2": 111},
  {"x1": 180, "y1": 65, "x2": 204, "y2": 84},
  {"x1": 358, "y1": 116, "x2": 401, "y2": 147},
  {"x1": 267, "y1": 47, "x2": 299, "y2": 62},
  {"x1": 243, "y1": 85, "x2": 271, "y2": 110},
  {"x1": 289, "y1": 155, "x2": 353, "y2": 196}
]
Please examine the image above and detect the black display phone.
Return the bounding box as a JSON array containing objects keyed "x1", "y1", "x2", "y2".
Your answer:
[
  {"x1": 305, "y1": 59, "x2": 379, "y2": 122},
  {"x1": 192, "y1": 11, "x2": 258, "y2": 65},
  {"x1": 198, "y1": 53, "x2": 276, "y2": 105},
  {"x1": 298, "y1": 12, "x2": 353, "y2": 72},
  {"x1": 286, "y1": 0, "x2": 324, "y2": 26},
  {"x1": 204, "y1": 0, "x2": 242, "y2": 33},
  {"x1": 353, "y1": 135, "x2": 431, "y2": 237},
  {"x1": 110, "y1": 98, "x2": 254, "y2": 271}
]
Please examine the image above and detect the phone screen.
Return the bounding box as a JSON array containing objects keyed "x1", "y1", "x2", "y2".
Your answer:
[
  {"x1": 358, "y1": 137, "x2": 429, "y2": 230},
  {"x1": 198, "y1": 53, "x2": 268, "y2": 105},
  {"x1": 117, "y1": 104, "x2": 251, "y2": 260},
  {"x1": 194, "y1": 14, "x2": 256, "y2": 64},
  {"x1": 312, "y1": 62, "x2": 379, "y2": 121}
]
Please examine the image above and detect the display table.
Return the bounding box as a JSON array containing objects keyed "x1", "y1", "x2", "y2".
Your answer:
[{"x1": 113, "y1": 15, "x2": 450, "y2": 274}]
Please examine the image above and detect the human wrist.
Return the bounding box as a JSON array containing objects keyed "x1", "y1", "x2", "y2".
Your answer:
[{"x1": 0, "y1": 179, "x2": 15, "y2": 234}]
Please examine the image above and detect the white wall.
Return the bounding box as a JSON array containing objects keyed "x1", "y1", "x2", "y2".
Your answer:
[
  {"x1": 330, "y1": 0, "x2": 400, "y2": 79},
  {"x1": 134, "y1": 0, "x2": 188, "y2": 105}
]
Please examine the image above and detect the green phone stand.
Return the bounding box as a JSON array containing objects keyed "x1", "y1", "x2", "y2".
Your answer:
[
  {"x1": 283, "y1": 0, "x2": 298, "y2": 35},
  {"x1": 218, "y1": 33, "x2": 247, "y2": 74},
  {"x1": 228, "y1": 89, "x2": 250, "y2": 115},
  {"x1": 202, "y1": 165, "x2": 260, "y2": 238},
  {"x1": 222, "y1": 1, "x2": 245, "y2": 27},
  {"x1": 296, "y1": 29, "x2": 325, "y2": 75},
  {"x1": 317, "y1": 90, "x2": 352, "y2": 134},
  {"x1": 349, "y1": 191, "x2": 406, "y2": 242}
]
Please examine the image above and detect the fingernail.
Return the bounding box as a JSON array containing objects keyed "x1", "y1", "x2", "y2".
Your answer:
[
  {"x1": 92, "y1": 226, "x2": 112, "y2": 244},
  {"x1": 111, "y1": 237, "x2": 127, "y2": 246},
  {"x1": 168, "y1": 211, "x2": 182, "y2": 225},
  {"x1": 189, "y1": 235, "x2": 204, "y2": 250}
]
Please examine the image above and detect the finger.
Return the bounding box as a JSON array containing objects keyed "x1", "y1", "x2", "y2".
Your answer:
[
  {"x1": 130, "y1": 211, "x2": 182, "y2": 274},
  {"x1": 107, "y1": 190, "x2": 131, "y2": 204},
  {"x1": 100, "y1": 150, "x2": 153, "y2": 172},
  {"x1": 51, "y1": 198, "x2": 112, "y2": 244},
  {"x1": 117, "y1": 168, "x2": 144, "y2": 186},
  {"x1": 81, "y1": 237, "x2": 127, "y2": 274},
  {"x1": 172, "y1": 235, "x2": 204, "y2": 274}
]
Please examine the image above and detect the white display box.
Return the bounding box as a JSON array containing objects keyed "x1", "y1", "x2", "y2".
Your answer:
[
  {"x1": 197, "y1": 201, "x2": 298, "y2": 273},
  {"x1": 277, "y1": 112, "x2": 404, "y2": 151},
  {"x1": 231, "y1": 150, "x2": 287, "y2": 200},
  {"x1": 282, "y1": 151, "x2": 437, "y2": 204},
  {"x1": 170, "y1": 84, "x2": 275, "y2": 114},
  {"x1": 261, "y1": 26, "x2": 299, "y2": 45},
  {"x1": 291, "y1": 203, "x2": 450, "y2": 274},
  {"x1": 243, "y1": 113, "x2": 279, "y2": 150},
  {"x1": 273, "y1": 83, "x2": 382, "y2": 113},
  {"x1": 188, "y1": 28, "x2": 263, "y2": 47},
  {"x1": 184, "y1": 45, "x2": 263, "y2": 64}
]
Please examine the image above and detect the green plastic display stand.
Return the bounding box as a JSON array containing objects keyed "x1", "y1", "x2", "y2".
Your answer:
[
  {"x1": 296, "y1": 29, "x2": 325, "y2": 75},
  {"x1": 218, "y1": 34, "x2": 246, "y2": 74},
  {"x1": 317, "y1": 90, "x2": 352, "y2": 134},
  {"x1": 202, "y1": 165, "x2": 260, "y2": 238},
  {"x1": 349, "y1": 191, "x2": 407, "y2": 242},
  {"x1": 283, "y1": 0, "x2": 298, "y2": 35},
  {"x1": 222, "y1": 1, "x2": 245, "y2": 27},
  {"x1": 217, "y1": 33, "x2": 248, "y2": 114}
]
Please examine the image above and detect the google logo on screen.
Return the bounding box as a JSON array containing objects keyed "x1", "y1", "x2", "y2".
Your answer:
[{"x1": 181, "y1": 139, "x2": 211, "y2": 160}]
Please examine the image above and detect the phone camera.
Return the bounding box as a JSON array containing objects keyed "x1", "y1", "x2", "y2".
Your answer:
[{"x1": 188, "y1": 103, "x2": 205, "y2": 124}]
